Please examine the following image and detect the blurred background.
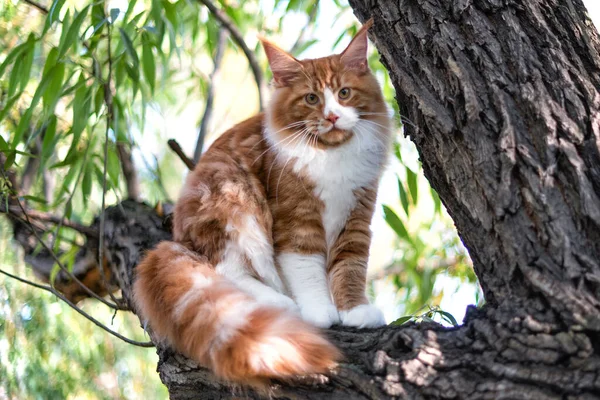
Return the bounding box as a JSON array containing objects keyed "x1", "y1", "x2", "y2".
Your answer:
[{"x1": 0, "y1": 0, "x2": 597, "y2": 398}]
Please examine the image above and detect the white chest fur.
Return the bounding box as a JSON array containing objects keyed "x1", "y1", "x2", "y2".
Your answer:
[{"x1": 266, "y1": 120, "x2": 390, "y2": 250}]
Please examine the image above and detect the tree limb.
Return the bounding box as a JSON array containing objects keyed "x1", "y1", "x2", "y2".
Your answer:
[
  {"x1": 21, "y1": 0, "x2": 48, "y2": 14},
  {"x1": 0, "y1": 266, "x2": 153, "y2": 347},
  {"x1": 116, "y1": 142, "x2": 140, "y2": 201},
  {"x1": 197, "y1": 0, "x2": 265, "y2": 110},
  {"x1": 168, "y1": 139, "x2": 196, "y2": 170}
]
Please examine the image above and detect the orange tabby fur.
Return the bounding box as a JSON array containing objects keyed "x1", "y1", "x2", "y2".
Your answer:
[{"x1": 133, "y1": 19, "x2": 392, "y2": 386}]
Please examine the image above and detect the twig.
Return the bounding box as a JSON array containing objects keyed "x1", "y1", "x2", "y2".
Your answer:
[
  {"x1": 197, "y1": 0, "x2": 265, "y2": 110},
  {"x1": 168, "y1": 139, "x2": 195, "y2": 170},
  {"x1": 0, "y1": 266, "x2": 153, "y2": 347},
  {"x1": 99, "y1": 19, "x2": 123, "y2": 308},
  {"x1": 116, "y1": 142, "x2": 140, "y2": 201},
  {"x1": 21, "y1": 0, "x2": 48, "y2": 14},
  {"x1": 193, "y1": 28, "x2": 227, "y2": 162},
  {"x1": 7, "y1": 205, "x2": 98, "y2": 237}
]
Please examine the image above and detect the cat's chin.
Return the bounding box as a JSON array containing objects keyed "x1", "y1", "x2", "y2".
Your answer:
[{"x1": 314, "y1": 128, "x2": 353, "y2": 147}]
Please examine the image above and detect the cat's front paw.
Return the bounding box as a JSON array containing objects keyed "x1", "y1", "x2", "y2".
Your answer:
[
  {"x1": 299, "y1": 302, "x2": 340, "y2": 328},
  {"x1": 340, "y1": 304, "x2": 386, "y2": 328}
]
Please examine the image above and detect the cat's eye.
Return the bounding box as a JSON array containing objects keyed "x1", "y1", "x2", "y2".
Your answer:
[
  {"x1": 305, "y1": 93, "x2": 319, "y2": 105},
  {"x1": 338, "y1": 88, "x2": 351, "y2": 99}
]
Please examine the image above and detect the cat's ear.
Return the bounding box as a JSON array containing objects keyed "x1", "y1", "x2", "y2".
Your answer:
[
  {"x1": 340, "y1": 18, "x2": 373, "y2": 72},
  {"x1": 259, "y1": 37, "x2": 303, "y2": 86}
]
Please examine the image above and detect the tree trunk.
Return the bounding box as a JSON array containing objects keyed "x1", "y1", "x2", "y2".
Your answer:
[{"x1": 8, "y1": 0, "x2": 600, "y2": 398}]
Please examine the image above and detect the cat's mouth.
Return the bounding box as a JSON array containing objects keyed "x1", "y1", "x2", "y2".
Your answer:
[{"x1": 311, "y1": 128, "x2": 354, "y2": 147}]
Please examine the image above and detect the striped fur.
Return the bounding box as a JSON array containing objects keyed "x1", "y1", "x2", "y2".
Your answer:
[{"x1": 133, "y1": 19, "x2": 391, "y2": 387}]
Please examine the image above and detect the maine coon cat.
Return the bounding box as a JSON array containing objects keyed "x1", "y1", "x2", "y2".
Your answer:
[{"x1": 133, "y1": 18, "x2": 392, "y2": 386}]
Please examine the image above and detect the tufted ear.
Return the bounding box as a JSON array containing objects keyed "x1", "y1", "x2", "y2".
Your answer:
[
  {"x1": 340, "y1": 18, "x2": 373, "y2": 72},
  {"x1": 259, "y1": 36, "x2": 303, "y2": 86}
]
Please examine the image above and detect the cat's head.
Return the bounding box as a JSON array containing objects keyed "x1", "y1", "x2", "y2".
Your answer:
[{"x1": 261, "y1": 19, "x2": 390, "y2": 148}]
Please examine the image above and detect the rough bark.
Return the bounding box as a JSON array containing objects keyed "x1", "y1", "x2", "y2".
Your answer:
[{"x1": 348, "y1": 0, "x2": 600, "y2": 327}]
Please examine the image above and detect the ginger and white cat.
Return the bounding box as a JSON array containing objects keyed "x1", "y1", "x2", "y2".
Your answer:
[{"x1": 133, "y1": 19, "x2": 392, "y2": 386}]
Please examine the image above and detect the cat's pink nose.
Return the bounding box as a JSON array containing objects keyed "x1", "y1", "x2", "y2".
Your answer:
[{"x1": 326, "y1": 113, "x2": 339, "y2": 124}]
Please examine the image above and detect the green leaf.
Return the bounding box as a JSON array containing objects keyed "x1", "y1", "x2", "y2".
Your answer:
[
  {"x1": 431, "y1": 187, "x2": 442, "y2": 215},
  {"x1": 292, "y1": 39, "x2": 318, "y2": 57},
  {"x1": 49, "y1": 263, "x2": 60, "y2": 286},
  {"x1": 382, "y1": 205, "x2": 410, "y2": 241},
  {"x1": 43, "y1": 61, "x2": 66, "y2": 112},
  {"x1": 23, "y1": 195, "x2": 48, "y2": 205},
  {"x1": 110, "y1": 8, "x2": 120, "y2": 24},
  {"x1": 119, "y1": 28, "x2": 139, "y2": 69},
  {"x1": 0, "y1": 135, "x2": 7, "y2": 151},
  {"x1": 57, "y1": 9, "x2": 71, "y2": 54},
  {"x1": 72, "y1": 76, "x2": 91, "y2": 141},
  {"x1": 142, "y1": 34, "x2": 156, "y2": 93},
  {"x1": 42, "y1": 0, "x2": 67, "y2": 35},
  {"x1": 82, "y1": 162, "x2": 92, "y2": 203},
  {"x1": 106, "y1": 146, "x2": 120, "y2": 187},
  {"x1": 3, "y1": 151, "x2": 16, "y2": 169},
  {"x1": 58, "y1": 6, "x2": 90, "y2": 59},
  {"x1": 41, "y1": 116, "x2": 58, "y2": 161},
  {"x1": 13, "y1": 64, "x2": 59, "y2": 146},
  {"x1": 391, "y1": 316, "x2": 412, "y2": 326},
  {"x1": 123, "y1": 0, "x2": 138, "y2": 22},
  {"x1": 42, "y1": 47, "x2": 59, "y2": 78},
  {"x1": 56, "y1": 156, "x2": 82, "y2": 200},
  {"x1": 19, "y1": 35, "x2": 37, "y2": 93},
  {"x1": 438, "y1": 310, "x2": 459, "y2": 327},
  {"x1": 7, "y1": 53, "x2": 23, "y2": 98},
  {"x1": 406, "y1": 167, "x2": 418, "y2": 204},
  {"x1": 0, "y1": 95, "x2": 21, "y2": 124},
  {"x1": 393, "y1": 142, "x2": 402, "y2": 163},
  {"x1": 398, "y1": 178, "x2": 409, "y2": 215},
  {"x1": 94, "y1": 85, "x2": 104, "y2": 115},
  {"x1": 0, "y1": 42, "x2": 28, "y2": 81},
  {"x1": 91, "y1": 3, "x2": 106, "y2": 37}
]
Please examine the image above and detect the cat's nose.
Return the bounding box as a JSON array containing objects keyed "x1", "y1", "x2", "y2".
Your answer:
[{"x1": 325, "y1": 113, "x2": 339, "y2": 124}]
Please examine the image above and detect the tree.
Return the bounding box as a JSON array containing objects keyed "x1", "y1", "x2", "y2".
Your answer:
[{"x1": 2, "y1": 0, "x2": 599, "y2": 398}]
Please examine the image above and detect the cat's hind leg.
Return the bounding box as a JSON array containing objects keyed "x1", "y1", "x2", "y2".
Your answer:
[{"x1": 216, "y1": 237, "x2": 298, "y2": 313}]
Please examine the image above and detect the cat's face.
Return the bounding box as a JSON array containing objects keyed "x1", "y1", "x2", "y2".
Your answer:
[{"x1": 262, "y1": 19, "x2": 389, "y2": 148}]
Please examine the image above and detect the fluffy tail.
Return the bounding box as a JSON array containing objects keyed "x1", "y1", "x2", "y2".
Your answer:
[{"x1": 133, "y1": 241, "x2": 340, "y2": 386}]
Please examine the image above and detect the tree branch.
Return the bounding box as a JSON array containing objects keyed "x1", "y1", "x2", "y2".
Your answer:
[
  {"x1": 6, "y1": 205, "x2": 98, "y2": 237},
  {"x1": 21, "y1": 0, "x2": 48, "y2": 14},
  {"x1": 193, "y1": 28, "x2": 228, "y2": 162},
  {"x1": 0, "y1": 266, "x2": 153, "y2": 347},
  {"x1": 168, "y1": 139, "x2": 195, "y2": 170},
  {"x1": 197, "y1": 0, "x2": 265, "y2": 110},
  {"x1": 116, "y1": 142, "x2": 140, "y2": 201},
  {"x1": 99, "y1": 19, "x2": 124, "y2": 308}
]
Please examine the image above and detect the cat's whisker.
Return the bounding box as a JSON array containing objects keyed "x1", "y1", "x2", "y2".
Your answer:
[
  {"x1": 358, "y1": 119, "x2": 396, "y2": 133},
  {"x1": 250, "y1": 120, "x2": 311, "y2": 154},
  {"x1": 252, "y1": 127, "x2": 309, "y2": 166},
  {"x1": 355, "y1": 124, "x2": 388, "y2": 151},
  {"x1": 268, "y1": 128, "x2": 309, "y2": 193},
  {"x1": 358, "y1": 112, "x2": 393, "y2": 117},
  {"x1": 275, "y1": 130, "x2": 309, "y2": 204}
]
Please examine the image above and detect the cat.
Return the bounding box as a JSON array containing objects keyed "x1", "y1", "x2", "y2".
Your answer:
[{"x1": 133, "y1": 18, "x2": 392, "y2": 387}]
